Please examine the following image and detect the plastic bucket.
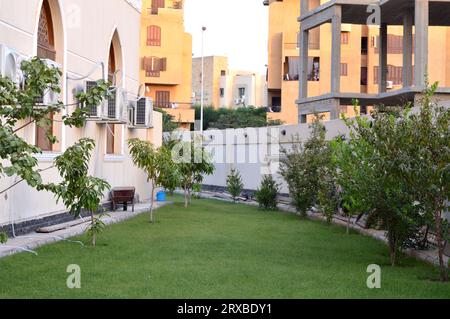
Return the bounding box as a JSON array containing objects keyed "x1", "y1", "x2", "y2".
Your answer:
[{"x1": 156, "y1": 191, "x2": 166, "y2": 202}]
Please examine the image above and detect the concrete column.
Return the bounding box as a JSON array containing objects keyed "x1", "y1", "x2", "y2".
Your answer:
[
  {"x1": 299, "y1": 29, "x2": 309, "y2": 99},
  {"x1": 414, "y1": 0, "x2": 429, "y2": 88},
  {"x1": 331, "y1": 6, "x2": 342, "y2": 94},
  {"x1": 378, "y1": 23, "x2": 388, "y2": 93},
  {"x1": 301, "y1": 0, "x2": 309, "y2": 15},
  {"x1": 403, "y1": 10, "x2": 413, "y2": 87}
]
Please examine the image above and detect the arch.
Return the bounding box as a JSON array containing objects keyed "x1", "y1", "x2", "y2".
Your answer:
[
  {"x1": 34, "y1": 0, "x2": 65, "y2": 65},
  {"x1": 106, "y1": 27, "x2": 124, "y2": 86}
]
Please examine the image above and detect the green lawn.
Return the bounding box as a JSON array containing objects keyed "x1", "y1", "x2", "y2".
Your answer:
[{"x1": 0, "y1": 196, "x2": 449, "y2": 298}]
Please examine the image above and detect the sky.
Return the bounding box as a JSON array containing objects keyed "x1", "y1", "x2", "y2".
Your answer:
[{"x1": 184, "y1": 0, "x2": 269, "y2": 75}]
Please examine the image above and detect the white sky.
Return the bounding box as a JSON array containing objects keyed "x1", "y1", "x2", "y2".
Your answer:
[{"x1": 184, "y1": 0, "x2": 269, "y2": 75}]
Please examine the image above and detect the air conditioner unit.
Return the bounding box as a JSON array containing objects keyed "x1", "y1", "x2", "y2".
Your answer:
[
  {"x1": 35, "y1": 59, "x2": 61, "y2": 107},
  {"x1": 82, "y1": 80, "x2": 105, "y2": 118},
  {"x1": 104, "y1": 87, "x2": 128, "y2": 123},
  {"x1": 127, "y1": 100, "x2": 136, "y2": 127},
  {"x1": 0, "y1": 44, "x2": 24, "y2": 85},
  {"x1": 386, "y1": 81, "x2": 394, "y2": 89},
  {"x1": 134, "y1": 97, "x2": 153, "y2": 128}
]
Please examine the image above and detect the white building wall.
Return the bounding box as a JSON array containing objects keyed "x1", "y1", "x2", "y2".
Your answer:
[{"x1": 0, "y1": 0, "x2": 162, "y2": 226}]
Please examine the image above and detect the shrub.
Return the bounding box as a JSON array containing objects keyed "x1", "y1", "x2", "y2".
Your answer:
[
  {"x1": 255, "y1": 175, "x2": 280, "y2": 210},
  {"x1": 226, "y1": 168, "x2": 244, "y2": 202},
  {"x1": 0, "y1": 232, "x2": 8, "y2": 244}
]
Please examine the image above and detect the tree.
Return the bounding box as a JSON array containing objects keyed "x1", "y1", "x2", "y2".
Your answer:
[
  {"x1": 128, "y1": 139, "x2": 175, "y2": 222},
  {"x1": 226, "y1": 168, "x2": 244, "y2": 202},
  {"x1": 255, "y1": 175, "x2": 280, "y2": 210},
  {"x1": 45, "y1": 139, "x2": 111, "y2": 246},
  {"x1": 194, "y1": 106, "x2": 283, "y2": 130},
  {"x1": 0, "y1": 57, "x2": 109, "y2": 196},
  {"x1": 174, "y1": 140, "x2": 214, "y2": 207},
  {"x1": 394, "y1": 83, "x2": 449, "y2": 281},
  {"x1": 280, "y1": 117, "x2": 330, "y2": 216},
  {"x1": 156, "y1": 108, "x2": 179, "y2": 132}
]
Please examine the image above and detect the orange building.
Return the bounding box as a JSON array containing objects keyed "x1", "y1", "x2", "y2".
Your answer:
[
  {"x1": 265, "y1": 0, "x2": 450, "y2": 124},
  {"x1": 140, "y1": 0, "x2": 195, "y2": 130}
]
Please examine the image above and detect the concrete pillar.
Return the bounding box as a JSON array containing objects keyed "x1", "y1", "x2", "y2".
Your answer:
[
  {"x1": 378, "y1": 23, "x2": 388, "y2": 93},
  {"x1": 414, "y1": 0, "x2": 429, "y2": 88},
  {"x1": 331, "y1": 6, "x2": 342, "y2": 94},
  {"x1": 299, "y1": 29, "x2": 309, "y2": 99},
  {"x1": 403, "y1": 10, "x2": 413, "y2": 87},
  {"x1": 329, "y1": 98, "x2": 341, "y2": 120},
  {"x1": 301, "y1": 0, "x2": 308, "y2": 15}
]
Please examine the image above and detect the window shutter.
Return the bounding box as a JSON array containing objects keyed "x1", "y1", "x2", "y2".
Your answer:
[{"x1": 160, "y1": 58, "x2": 167, "y2": 71}]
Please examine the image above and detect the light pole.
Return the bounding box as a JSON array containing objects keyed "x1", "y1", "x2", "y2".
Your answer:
[{"x1": 200, "y1": 26, "x2": 206, "y2": 134}]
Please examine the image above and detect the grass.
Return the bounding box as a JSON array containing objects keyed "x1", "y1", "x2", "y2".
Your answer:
[{"x1": 0, "y1": 195, "x2": 449, "y2": 298}]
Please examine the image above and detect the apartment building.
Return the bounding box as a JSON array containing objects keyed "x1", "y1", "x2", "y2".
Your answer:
[
  {"x1": 0, "y1": 0, "x2": 162, "y2": 232},
  {"x1": 265, "y1": 0, "x2": 450, "y2": 124},
  {"x1": 192, "y1": 56, "x2": 267, "y2": 108},
  {"x1": 140, "y1": 0, "x2": 194, "y2": 130}
]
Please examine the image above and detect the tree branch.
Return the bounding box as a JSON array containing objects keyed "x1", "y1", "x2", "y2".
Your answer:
[{"x1": 0, "y1": 165, "x2": 55, "y2": 196}]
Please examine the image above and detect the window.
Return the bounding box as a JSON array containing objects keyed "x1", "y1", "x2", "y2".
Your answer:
[
  {"x1": 341, "y1": 32, "x2": 349, "y2": 44},
  {"x1": 221, "y1": 70, "x2": 226, "y2": 76},
  {"x1": 35, "y1": 113, "x2": 53, "y2": 152},
  {"x1": 340, "y1": 63, "x2": 348, "y2": 76},
  {"x1": 308, "y1": 57, "x2": 320, "y2": 81},
  {"x1": 374, "y1": 34, "x2": 404, "y2": 54},
  {"x1": 106, "y1": 124, "x2": 115, "y2": 155},
  {"x1": 238, "y1": 88, "x2": 246, "y2": 98},
  {"x1": 284, "y1": 56, "x2": 299, "y2": 81},
  {"x1": 36, "y1": 0, "x2": 55, "y2": 151},
  {"x1": 151, "y1": 0, "x2": 164, "y2": 14},
  {"x1": 155, "y1": 91, "x2": 170, "y2": 108},
  {"x1": 142, "y1": 56, "x2": 166, "y2": 77},
  {"x1": 37, "y1": 0, "x2": 56, "y2": 61},
  {"x1": 108, "y1": 44, "x2": 116, "y2": 83},
  {"x1": 374, "y1": 65, "x2": 403, "y2": 85},
  {"x1": 360, "y1": 67, "x2": 368, "y2": 85},
  {"x1": 147, "y1": 25, "x2": 161, "y2": 46},
  {"x1": 361, "y1": 37, "x2": 368, "y2": 55},
  {"x1": 220, "y1": 88, "x2": 224, "y2": 98}
]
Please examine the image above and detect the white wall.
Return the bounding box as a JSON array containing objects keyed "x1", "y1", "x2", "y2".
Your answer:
[
  {"x1": 200, "y1": 119, "x2": 350, "y2": 193},
  {"x1": 0, "y1": 0, "x2": 162, "y2": 226}
]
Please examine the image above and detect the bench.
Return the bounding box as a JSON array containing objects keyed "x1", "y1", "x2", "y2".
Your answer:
[{"x1": 111, "y1": 187, "x2": 135, "y2": 212}]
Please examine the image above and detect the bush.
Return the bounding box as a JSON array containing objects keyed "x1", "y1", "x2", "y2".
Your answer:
[
  {"x1": 255, "y1": 175, "x2": 280, "y2": 210},
  {"x1": 226, "y1": 168, "x2": 244, "y2": 202}
]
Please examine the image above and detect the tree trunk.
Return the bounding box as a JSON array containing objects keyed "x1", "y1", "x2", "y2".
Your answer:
[
  {"x1": 149, "y1": 181, "x2": 155, "y2": 223},
  {"x1": 388, "y1": 230, "x2": 397, "y2": 267},
  {"x1": 184, "y1": 188, "x2": 188, "y2": 208},
  {"x1": 90, "y1": 211, "x2": 96, "y2": 247},
  {"x1": 434, "y1": 210, "x2": 448, "y2": 282},
  {"x1": 346, "y1": 215, "x2": 351, "y2": 235}
]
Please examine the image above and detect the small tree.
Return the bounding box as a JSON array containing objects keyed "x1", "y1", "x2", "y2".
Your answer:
[
  {"x1": 255, "y1": 175, "x2": 280, "y2": 210},
  {"x1": 128, "y1": 139, "x2": 175, "y2": 222},
  {"x1": 0, "y1": 232, "x2": 8, "y2": 244},
  {"x1": 175, "y1": 140, "x2": 214, "y2": 207},
  {"x1": 227, "y1": 168, "x2": 244, "y2": 203},
  {"x1": 46, "y1": 139, "x2": 110, "y2": 246},
  {"x1": 280, "y1": 117, "x2": 329, "y2": 216}
]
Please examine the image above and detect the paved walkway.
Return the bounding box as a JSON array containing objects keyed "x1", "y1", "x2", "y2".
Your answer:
[
  {"x1": 0, "y1": 201, "x2": 171, "y2": 259},
  {"x1": 197, "y1": 191, "x2": 449, "y2": 268}
]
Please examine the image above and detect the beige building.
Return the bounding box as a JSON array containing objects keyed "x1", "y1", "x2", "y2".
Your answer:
[
  {"x1": 140, "y1": 0, "x2": 195, "y2": 130},
  {"x1": 0, "y1": 0, "x2": 163, "y2": 232},
  {"x1": 265, "y1": 0, "x2": 450, "y2": 124},
  {"x1": 192, "y1": 56, "x2": 267, "y2": 108}
]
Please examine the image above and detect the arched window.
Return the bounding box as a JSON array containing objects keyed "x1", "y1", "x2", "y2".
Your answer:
[
  {"x1": 107, "y1": 43, "x2": 117, "y2": 155},
  {"x1": 36, "y1": 0, "x2": 55, "y2": 152},
  {"x1": 147, "y1": 25, "x2": 161, "y2": 46},
  {"x1": 37, "y1": 0, "x2": 56, "y2": 61},
  {"x1": 108, "y1": 43, "x2": 116, "y2": 83}
]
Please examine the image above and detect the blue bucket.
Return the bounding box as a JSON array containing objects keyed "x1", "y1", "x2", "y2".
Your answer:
[{"x1": 156, "y1": 191, "x2": 166, "y2": 202}]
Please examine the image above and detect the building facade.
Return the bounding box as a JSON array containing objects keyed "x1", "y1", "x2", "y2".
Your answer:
[
  {"x1": 192, "y1": 56, "x2": 267, "y2": 109},
  {"x1": 0, "y1": 0, "x2": 162, "y2": 231},
  {"x1": 140, "y1": 0, "x2": 194, "y2": 130},
  {"x1": 265, "y1": 0, "x2": 450, "y2": 124}
]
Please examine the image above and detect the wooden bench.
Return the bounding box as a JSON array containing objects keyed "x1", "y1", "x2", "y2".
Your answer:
[{"x1": 111, "y1": 187, "x2": 135, "y2": 212}]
